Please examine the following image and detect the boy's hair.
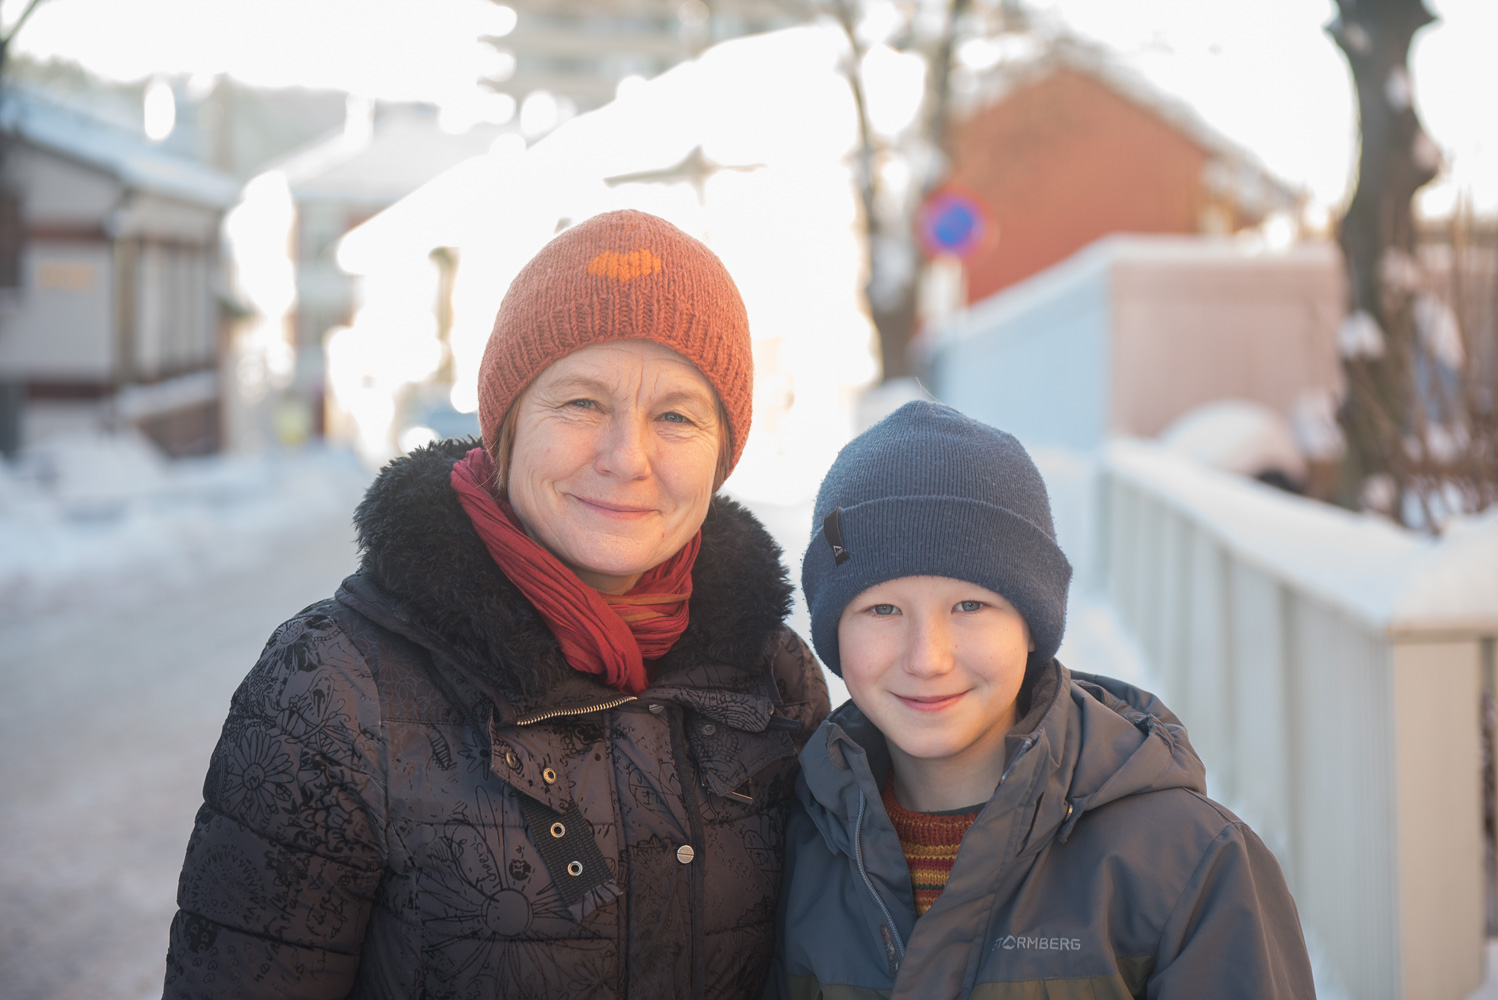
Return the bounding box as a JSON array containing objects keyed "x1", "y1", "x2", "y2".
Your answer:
[{"x1": 800, "y1": 401, "x2": 1072, "y2": 676}]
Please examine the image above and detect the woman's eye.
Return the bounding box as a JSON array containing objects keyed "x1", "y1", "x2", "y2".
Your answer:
[
  {"x1": 871, "y1": 604, "x2": 898, "y2": 616},
  {"x1": 955, "y1": 600, "x2": 984, "y2": 613},
  {"x1": 659, "y1": 411, "x2": 691, "y2": 424},
  {"x1": 567, "y1": 398, "x2": 597, "y2": 410}
]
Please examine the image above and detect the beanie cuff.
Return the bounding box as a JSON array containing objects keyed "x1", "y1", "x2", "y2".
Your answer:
[{"x1": 803, "y1": 495, "x2": 1072, "y2": 675}]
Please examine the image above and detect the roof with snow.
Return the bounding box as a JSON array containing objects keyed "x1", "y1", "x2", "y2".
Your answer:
[
  {"x1": 269, "y1": 106, "x2": 519, "y2": 208},
  {"x1": 957, "y1": 35, "x2": 1300, "y2": 211},
  {"x1": 0, "y1": 84, "x2": 241, "y2": 209}
]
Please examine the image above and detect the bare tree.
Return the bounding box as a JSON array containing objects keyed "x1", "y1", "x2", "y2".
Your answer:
[
  {"x1": 820, "y1": 0, "x2": 1021, "y2": 382},
  {"x1": 1328, "y1": 0, "x2": 1494, "y2": 528},
  {"x1": 0, "y1": 0, "x2": 47, "y2": 84}
]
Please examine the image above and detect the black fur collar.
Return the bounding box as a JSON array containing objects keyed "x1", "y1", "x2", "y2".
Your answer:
[{"x1": 344, "y1": 439, "x2": 793, "y2": 707}]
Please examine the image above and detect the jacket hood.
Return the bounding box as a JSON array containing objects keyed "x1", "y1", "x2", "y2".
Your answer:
[
  {"x1": 338, "y1": 438, "x2": 794, "y2": 719},
  {"x1": 799, "y1": 660, "x2": 1206, "y2": 860}
]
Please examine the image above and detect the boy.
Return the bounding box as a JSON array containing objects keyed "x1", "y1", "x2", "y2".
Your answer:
[{"x1": 768, "y1": 402, "x2": 1314, "y2": 999}]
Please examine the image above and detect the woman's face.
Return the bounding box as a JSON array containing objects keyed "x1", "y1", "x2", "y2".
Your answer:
[{"x1": 506, "y1": 339, "x2": 723, "y2": 594}]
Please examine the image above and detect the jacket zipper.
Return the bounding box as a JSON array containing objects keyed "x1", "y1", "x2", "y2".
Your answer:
[
  {"x1": 854, "y1": 790, "x2": 906, "y2": 970},
  {"x1": 852, "y1": 735, "x2": 1038, "y2": 982},
  {"x1": 513, "y1": 695, "x2": 637, "y2": 726}
]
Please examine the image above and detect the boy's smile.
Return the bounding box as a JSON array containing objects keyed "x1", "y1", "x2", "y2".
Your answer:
[{"x1": 837, "y1": 575, "x2": 1034, "y2": 812}]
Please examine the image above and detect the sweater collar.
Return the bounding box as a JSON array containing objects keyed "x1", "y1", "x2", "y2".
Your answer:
[{"x1": 797, "y1": 660, "x2": 1207, "y2": 859}]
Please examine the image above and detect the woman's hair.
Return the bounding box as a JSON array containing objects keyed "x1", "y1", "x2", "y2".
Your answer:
[{"x1": 487, "y1": 392, "x2": 735, "y2": 495}]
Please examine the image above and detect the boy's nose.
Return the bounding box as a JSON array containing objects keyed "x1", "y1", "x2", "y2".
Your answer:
[{"x1": 902, "y1": 614, "x2": 955, "y2": 677}]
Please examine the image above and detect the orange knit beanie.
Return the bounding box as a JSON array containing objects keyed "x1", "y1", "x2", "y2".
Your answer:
[{"x1": 477, "y1": 210, "x2": 753, "y2": 471}]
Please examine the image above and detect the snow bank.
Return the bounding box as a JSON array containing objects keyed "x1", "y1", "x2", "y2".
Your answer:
[
  {"x1": 0, "y1": 435, "x2": 371, "y2": 621},
  {"x1": 1157, "y1": 399, "x2": 1307, "y2": 482}
]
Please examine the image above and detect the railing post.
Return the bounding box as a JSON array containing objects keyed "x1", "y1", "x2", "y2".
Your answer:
[{"x1": 1389, "y1": 634, "x2": 1486, "y2": 998}]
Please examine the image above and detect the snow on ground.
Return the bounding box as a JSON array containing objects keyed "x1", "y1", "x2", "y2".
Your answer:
[
  {"x1": 0, "y1": 433, "x2": 373, "y2": 624},
  {"x1": 0, "y1": 441, "x2": 372, "y2": 1000}
]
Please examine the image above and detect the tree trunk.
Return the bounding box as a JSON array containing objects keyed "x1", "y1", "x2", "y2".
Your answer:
[
  {"x1": 1329, "y1": 0, "x2": 1439, "y2": 524},
  {"x1": 832, "y1": 0, "x2": 970, "y2": 384}
]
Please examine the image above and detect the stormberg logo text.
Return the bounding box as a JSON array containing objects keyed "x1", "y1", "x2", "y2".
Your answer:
[{"x1": 994, "y1": 934, "x2": 1084, "y2": 952}]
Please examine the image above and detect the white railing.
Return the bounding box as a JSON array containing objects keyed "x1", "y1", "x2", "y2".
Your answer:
[{"x1": 1099, "y1": 441, "x2": 1498, "y2": 1000}]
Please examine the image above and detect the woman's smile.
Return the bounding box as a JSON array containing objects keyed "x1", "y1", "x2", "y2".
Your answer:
[{"x1": 568, "y1": 495, "x2": 657, "y2": 517}]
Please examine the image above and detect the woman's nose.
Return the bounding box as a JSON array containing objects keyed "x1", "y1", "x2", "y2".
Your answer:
[{"x1": 595, "y1": 414, "x2": 651, "y2": 479}]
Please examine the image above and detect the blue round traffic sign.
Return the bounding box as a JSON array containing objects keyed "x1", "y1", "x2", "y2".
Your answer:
[{"x1": 918, "y1": 191, "x2": 989, "y2": 259}]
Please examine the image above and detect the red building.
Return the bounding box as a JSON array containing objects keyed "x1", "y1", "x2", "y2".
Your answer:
[{"x1": 944, "y1": 44, "x2": 1298, "y2": 305}]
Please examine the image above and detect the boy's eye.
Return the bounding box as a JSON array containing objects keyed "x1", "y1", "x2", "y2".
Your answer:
[
  {"x1": 870, "y1": 604, "x2": 898, "y2": 616},
  {"x1": 955, "y1": 600, "x2": 984, "y2": 613}
]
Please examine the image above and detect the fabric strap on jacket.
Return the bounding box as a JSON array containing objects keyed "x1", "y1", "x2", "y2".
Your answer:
[{"x1": 513, "y1": 796, "x2": 612, "y2": 907}]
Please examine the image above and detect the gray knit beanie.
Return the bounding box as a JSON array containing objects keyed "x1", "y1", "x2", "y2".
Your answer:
[{"x1": 801, "y1": 401, "x2": 1072, "y2": 676}]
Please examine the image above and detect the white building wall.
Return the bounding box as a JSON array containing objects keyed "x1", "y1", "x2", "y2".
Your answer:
[
  {"x1": 0, "y1": 242, "x2": 114, "y2": 379},
  {"x1": 928, "y1": 247, "x2": 1112, "y2": 451},
  {"x1": 112, "y1": 192, "x2": 222, "y2": 245},
  {"x1": 9, "y1": 145, "x2": 120, "y2": 225}
]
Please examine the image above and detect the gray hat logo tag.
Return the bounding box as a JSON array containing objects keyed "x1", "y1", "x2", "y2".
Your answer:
[{"x1": 823, "y1": 508, "x2": 851, "y2": 566}]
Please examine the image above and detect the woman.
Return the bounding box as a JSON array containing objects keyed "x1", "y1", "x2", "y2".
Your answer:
[{"x1": 164, "y1": 210, "x2": 830, "y2": 998}]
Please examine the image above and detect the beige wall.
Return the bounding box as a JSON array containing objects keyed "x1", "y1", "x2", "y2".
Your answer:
[{"x1": 1108, "y1": 241, "x2": 1344, "y2": 437}]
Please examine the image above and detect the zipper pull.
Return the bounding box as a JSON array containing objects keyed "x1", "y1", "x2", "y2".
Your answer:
[{"x1": 880, "y1": 924, "x2": 900, "y2": 976}]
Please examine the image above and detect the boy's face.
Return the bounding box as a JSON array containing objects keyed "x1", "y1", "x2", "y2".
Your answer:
[{"x1": 837, "y1": 575, "x2": 1034, "y2": 773}]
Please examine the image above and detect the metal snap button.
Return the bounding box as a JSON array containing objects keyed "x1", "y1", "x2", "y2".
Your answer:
[
  {"x1": 503, "y1": 750, "x2": 519, "y2": 769},
  {"x1": 550, "y1": 821, "x2": 566, "y2": 839},
  {"x1": 701, "y1": 723, "x2": 717, "y2": 736},
  {"x1": 676, "y1": 844, "x2": 695, "y2": 864},
  {"x1": 567, "y1": 861, "x2": 583, "y2": 877},
  {"x1": 542, "y1": 767, "x2": 558, "y2": 784},
  {"x1": 648, "y1": 703, "x2": 665, "y2": 715}
]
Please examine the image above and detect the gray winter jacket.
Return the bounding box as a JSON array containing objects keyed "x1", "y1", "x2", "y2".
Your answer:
[
  {"x1": 767, "y1": 661, "x2": 1315, "y2": 999},
  {"x1": 164, "y1": 440, "x2": 830, "y2": 998}
]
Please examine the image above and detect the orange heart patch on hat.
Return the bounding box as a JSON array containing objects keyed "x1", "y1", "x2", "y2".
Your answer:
[{"x1": 588, "y1": 249, "x2": 663, "y2": 283}]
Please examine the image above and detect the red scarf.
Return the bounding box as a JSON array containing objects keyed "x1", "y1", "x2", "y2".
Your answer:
[{"x1": 450, "y1": 447, "x2": 698, "y2": 695}]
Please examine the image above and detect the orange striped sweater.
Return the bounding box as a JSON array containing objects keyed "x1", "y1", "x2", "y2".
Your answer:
[{"x1": 881, "y1": 774, "x2": 981, "y2": 917}]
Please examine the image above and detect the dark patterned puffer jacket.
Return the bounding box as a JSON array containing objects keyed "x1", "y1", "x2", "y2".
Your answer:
[{"x1": 164, "y1": 440, "x2": 831, "y2": 999}]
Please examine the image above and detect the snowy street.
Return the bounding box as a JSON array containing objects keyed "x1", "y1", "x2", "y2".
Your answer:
[{"x1": 0, "y1": 451, "x2": 370, "y2": 1000}]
